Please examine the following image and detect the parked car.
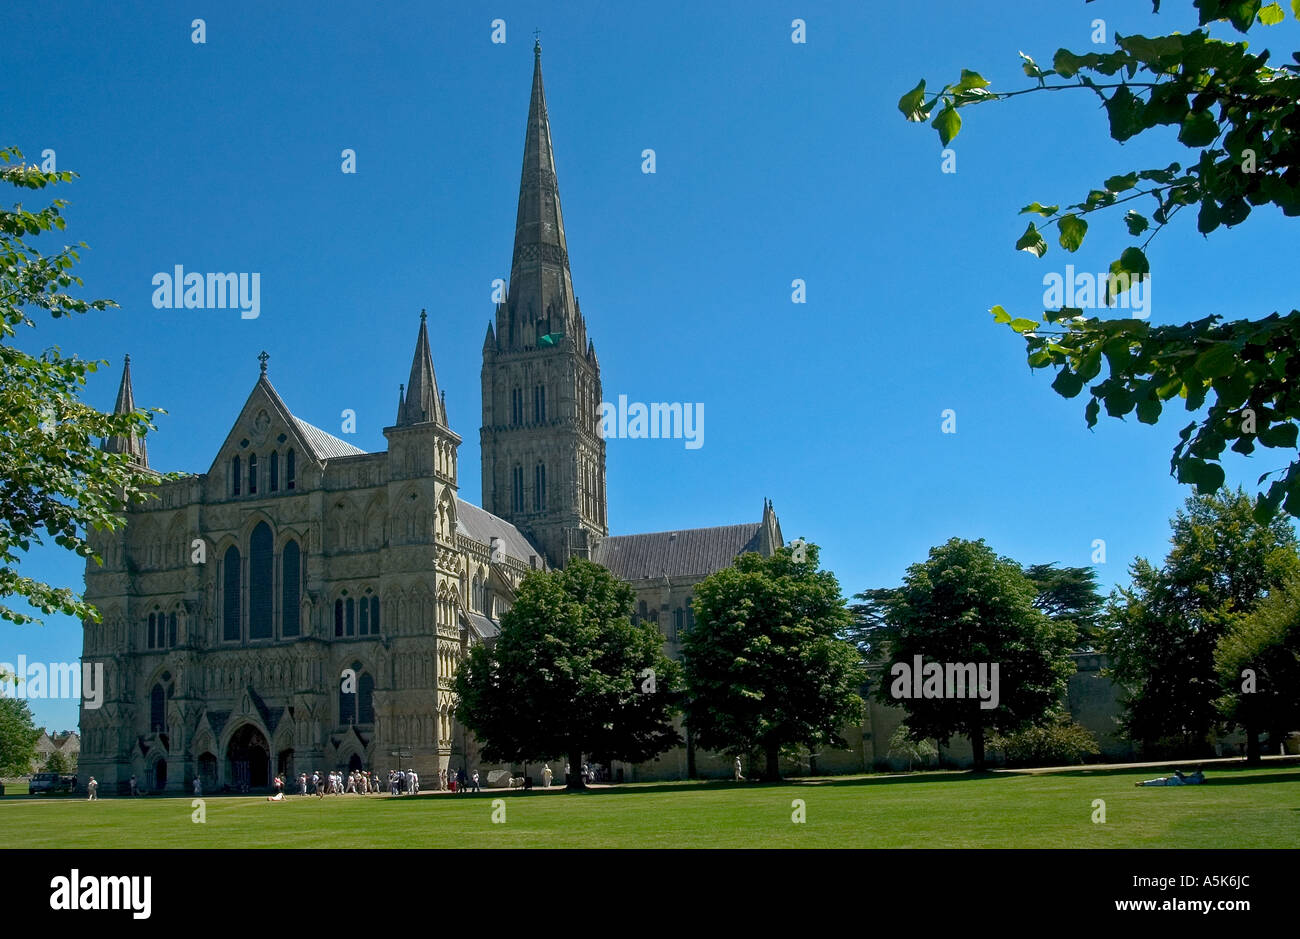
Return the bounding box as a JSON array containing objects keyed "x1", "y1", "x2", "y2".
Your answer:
[{"x1": 28, "y1": 772, "x2": 77, "y2": 794}]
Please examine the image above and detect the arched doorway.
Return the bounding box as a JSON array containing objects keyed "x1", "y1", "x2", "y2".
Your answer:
[
  {"x1": 153, "y1": 758, "x2": 168, "y2": 791},
  {"x1": 226, "y1": 724, "x2": 270, "y2": 790},
  {"x1": 277, "y1": 749, "x2": 295, "y2": 779},
  {"x1": 197, "y1": 753, "x2": 217, "y2": 790},
  {"x1": 347, "y1": 753, "x2": 362, "y2": 772}
]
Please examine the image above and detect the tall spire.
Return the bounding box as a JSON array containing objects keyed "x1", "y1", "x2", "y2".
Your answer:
[
  {"x1": 397, "y1": 310, "x2": 446, "y2": 426},
  {"x1": 102, "y1": 354, "x2": 148, "y2": 467},
  {"x1": 503, "y1": 40, "x2": 577, "y2": 350}
]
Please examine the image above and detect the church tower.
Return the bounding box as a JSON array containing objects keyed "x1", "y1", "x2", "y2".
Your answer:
[{"x1": 481, "y1": 41, "x2": 607, "y2": 567}]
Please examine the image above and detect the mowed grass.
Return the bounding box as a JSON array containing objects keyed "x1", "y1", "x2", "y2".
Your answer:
[{"x1": 2, "y1": 762, "x2": 1297, "y2": 848}]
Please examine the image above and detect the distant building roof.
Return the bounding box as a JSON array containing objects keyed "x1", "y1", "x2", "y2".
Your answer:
[
  {"x1": 455, "y1": 498, "x2": 542, "y2": 566},
  {"x1": 593, "y1": 523, "x2": 763, "y2": 581},
  {"x1": 464, "y1": 611, "x2": 500, "y2": 640}
]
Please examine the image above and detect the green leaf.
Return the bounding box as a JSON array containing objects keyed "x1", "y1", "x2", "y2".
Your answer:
[
  {"x1": 1104, "y1": 85, "x2": 1146, "y2": 142},
  {"x1": 1178, "y1": 110, "x2": 1219, "y2": 147},
  {"x1": 1259, "y1": 2, "x2": 1286, "y2": 24},
  {"x1": 990, "y1": 305, "x2": 1012, "y2": 324},
  {"x1": 1019, "y1": 202, "x2": 1059, "y2": 217},
  {"x1": 1016, "y1": 222, "x2": 1048, "y2": 257},
  {"x1": 1051, "y1": 368, "x2": 1084, "y2": 398},
  {"x1": 1104, "y1": 172, "x2": 1139, "y2": 193},
  {"x1": 1136, "y1": 398, "x2": 1162, "y2": 424},
  {"x1": 955, "y1": 69, "x2": 990, "y2": 91},
  {"x1": 932, "y1": 106, "x2": 962, "y2": 146},
  {"x1": 1195, "y1": 342, "x2": 1239, "y2": 378},
  {"x1": 1124, "y1": 210, "x2": 1150, "y2": 236},
  {"x1": 1195, "y1": 461, "x2": 1226, "y2": 494},
  {"x1": 1009, "y1": 318, "x2": 1040, "y2": 334},
  {"x1": 899, "y1": 79, "x2": 929, "y2": 121},
  {"x1": 1058, "y1": 214, "x2": 1088, "y2": 252}
]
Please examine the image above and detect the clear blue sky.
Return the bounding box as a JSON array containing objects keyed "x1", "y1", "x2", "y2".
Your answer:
[{"x1": 5, "y1": 1, "x2": 1298, "y2": 730}]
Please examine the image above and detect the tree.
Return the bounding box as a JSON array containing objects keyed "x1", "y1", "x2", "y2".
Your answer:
[
  {"x1": 898, "y1": 2, "x2": 1300, "y2": 522},
  {"x1": 1023, "y1": 563, "x2": 1104, "y2": 650},
  {"x1": 846, "y1": 586, "x2": 897, "y2": 658},
  {"x1": 1, "y1": 147, "x2": 161, "y2": 626},
  {"x1": 0, "y1": 697, "x2": 40, "y2": 776},
  {"x1": 886, "y1": 723, "x2": 937, "y2": 773},
  {"x1": 1215, "y1": 572, "x2": 1300, "y2": 760},
  {"x1": 1105, "y1": 488, "x2": 1299, "y2": 756},
  {"x1": 454, "y1": 558, "x2": 680, "y2": 790},
  {"x1": 44, "y1": 748, "x2": 68, "y2": 774},
  {"x1": 681, "y1": 544, "x2": 866, "y2": 781},
  {"x1": 874, "y1": 538, "x2": 1077, "y2": 770}
]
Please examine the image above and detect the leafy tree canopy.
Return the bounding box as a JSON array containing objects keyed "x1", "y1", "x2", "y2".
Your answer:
[
  {"x1": 1, "y1": 147, "x2": 162, "y2": 626},
  {"x1": 1105, "y1": 487, "x2": 1299, "y2": 753},
  {"x1": 454, "y1": 558, "x2": 680, "y2": 788},
  {"x1": 682, "y1": 544, "x2": 866, "y2": 780},
  {"x1": 0, "y1": 697, "x2": 41, "y2": 776},
  {"x1": 899, "y1": 1, "x2": 1300, "y2": 521},
  {"x1": 873, "y1": 538, "x2": 1078, "y2": 769}
]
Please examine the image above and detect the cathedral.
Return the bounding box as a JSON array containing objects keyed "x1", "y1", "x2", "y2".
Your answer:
[{"x1": 76, "y1": 43, "x2": 784, "y2": 792}]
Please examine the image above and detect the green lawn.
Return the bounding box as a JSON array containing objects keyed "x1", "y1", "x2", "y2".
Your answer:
[{"x1": 3, "y1": 762, "x2": 1296, "y2": 848}]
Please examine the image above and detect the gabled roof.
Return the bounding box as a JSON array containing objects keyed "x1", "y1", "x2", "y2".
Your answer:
[
  {"x1": 592, "y1": 523, "x2": 764, "y2": 581},
  {"x1": 455, "y1": 498, "x2": 542, "y2": 566},
  {"x1": 291, "y1": 416, "x2": 364, "y2": 459},
  {"x1": 206, "y1": 366, "x2": 364, "y2": 478}
]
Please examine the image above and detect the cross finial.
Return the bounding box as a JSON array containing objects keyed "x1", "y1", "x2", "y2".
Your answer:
[
  {"x1": 420, "y1": 308, "x2": 427, "y2": 322},
  {"x1": 258, "y1": 350, "x2": 269, "y2": 374},
  {"x1": 533, "y1": 28, "x2": 541, "y2": 53}
]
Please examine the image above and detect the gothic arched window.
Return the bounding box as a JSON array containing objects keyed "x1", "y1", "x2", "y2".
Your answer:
[
  {"x1": 249, "y1": 522, "x2": 273, "y2": 640},
  {"x1": 334, "y1": 598, "x2": 344, "y2": 637},
  {"x1": 232, "y1": 455, "x2": 241, "y2": 496},
  {"x1": 150, "y1": 683, "x2": 166, "y2": 733},
  {"x1": 222, "y1": 546, "x2": 241, "y2": 641},
  {"x1": 512, "y1": 465, "x2": 524, "y2": 513},
  {"x1": 370, "y1": 595, "x2": 380, "y2": 634},
  {"x1": 358, "y1": 671, "x2": 375, "y2": 724},
  {"x1": 281, "y1": 539, "x2": 301, "y2": 638},
  {"x1": 270, "y1": 450, "x2": 279, "y2": 492},
  {"x1": 286, "y1": 448, "x2": 296, "y2": 490},
  {"x1": 248, "y1": 452, "x2": 258, "y2": 495},
  {"x1": 167, "y1": 611, "x2": 177, "y2": 648},
  {"x1": 534, "y1": 461, "x2": 546, "y2": 511},
  {"x1": 533, "y1": 384, "x2": 546, "y2": 424}
]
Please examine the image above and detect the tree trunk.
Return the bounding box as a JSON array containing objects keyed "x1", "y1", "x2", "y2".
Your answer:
[
  {"x1": 971, "y1": 725, "x2": 986, "y2": 771},
  {"x1": 565, "y1": 749, "x2": 586, "y2": 790},
  {"x1": 1246, "y1": 724, "x2": 1261, "y2": 765},
  {"x1": 764, "y1": 742, "x2": 780, "y2": 781}
]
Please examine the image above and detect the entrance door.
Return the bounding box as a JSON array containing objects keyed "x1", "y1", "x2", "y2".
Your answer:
[
  {"x1": 226, "y1": 724, "x2": 271, "y2": 790},
  {"x1": 154, "y1": 759, "x2": 167, "y2": 791}
]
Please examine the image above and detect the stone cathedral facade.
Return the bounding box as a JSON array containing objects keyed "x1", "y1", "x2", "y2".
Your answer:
[{"x1": 77, "y1": 44, "x2": 784, "y2": 792}]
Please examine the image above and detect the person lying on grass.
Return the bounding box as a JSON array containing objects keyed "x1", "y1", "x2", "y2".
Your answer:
[{"x1": 1136, "y1": 768, "x2": 1206, "y2": 787}]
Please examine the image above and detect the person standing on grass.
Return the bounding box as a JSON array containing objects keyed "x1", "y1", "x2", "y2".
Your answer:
[
  {"x1": 86, "y1": 776, "x2": 97, "y2": 801},
  {"x1": 542, "y1": 765, "x2": 552, "y2": 788},
  {"x1": 734, "y1": 756, "x2": 744, "y2": 782},
  {"x1": 193, "y1": 776, "x2": 202, "y2": 796},
  {"x1": 129, "y1": 774, "x2": 138, "y2": 796}
]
